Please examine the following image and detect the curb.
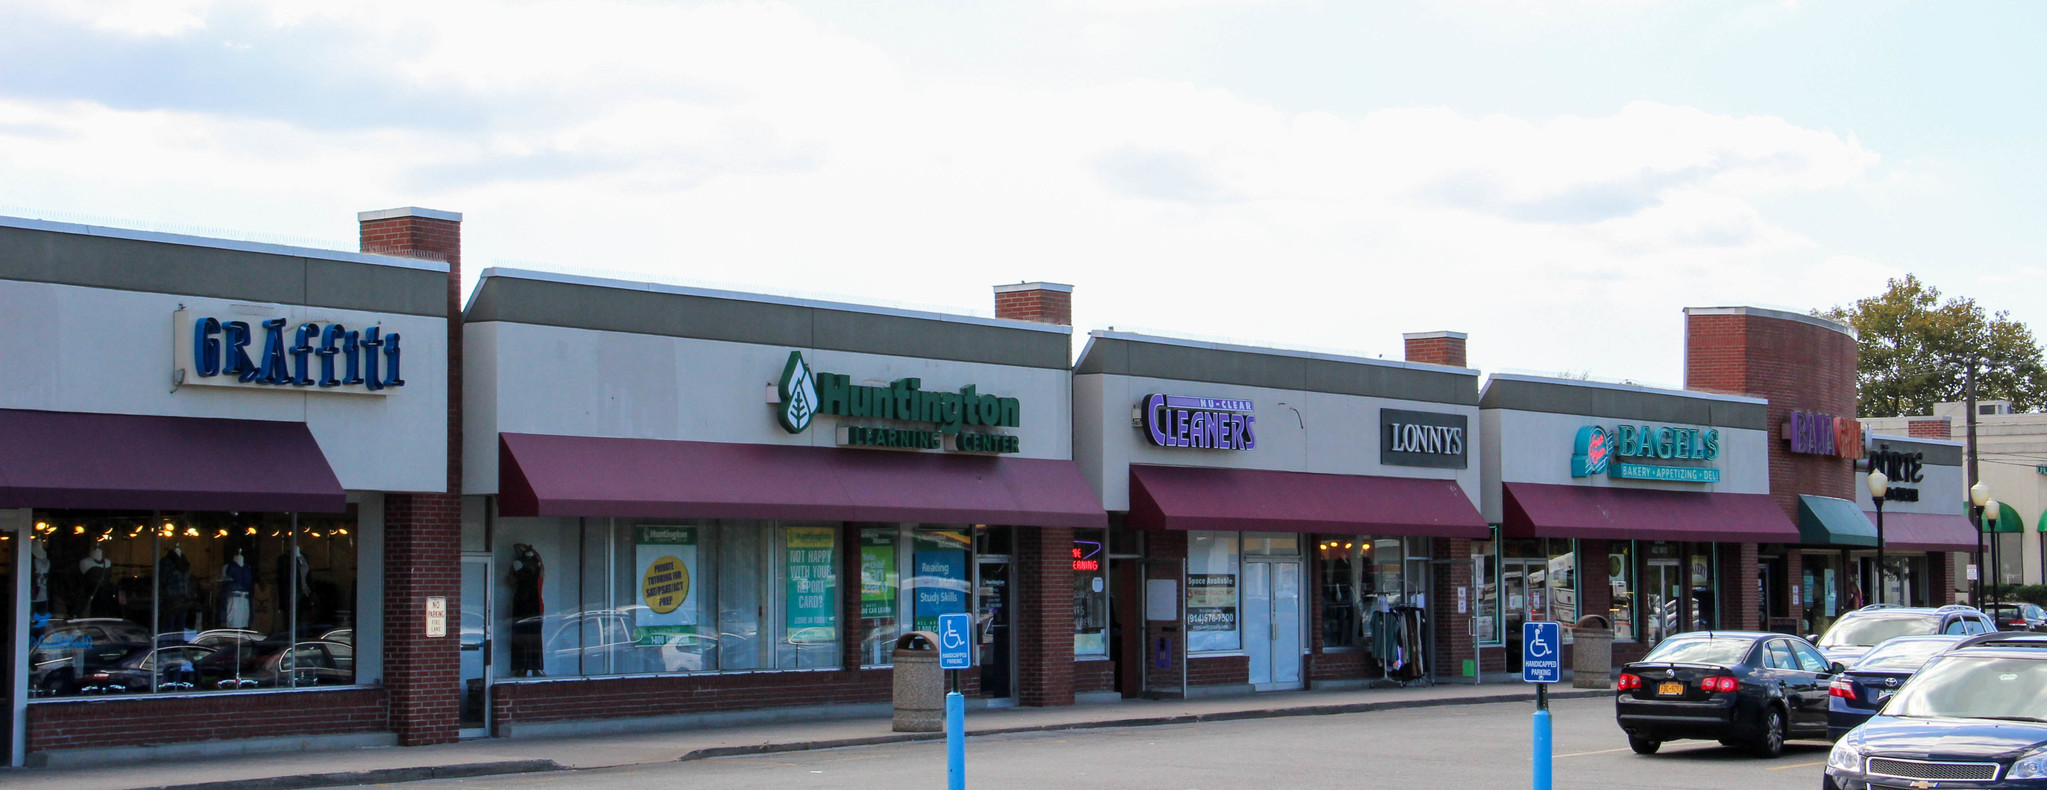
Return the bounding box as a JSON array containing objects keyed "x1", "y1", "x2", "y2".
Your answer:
[
  {"x1": 136, "y1": 759, "x2": 566, "y2": 790},
  {"x1": 678, "y1": 688, "x2": 1608, "y2": 761}
]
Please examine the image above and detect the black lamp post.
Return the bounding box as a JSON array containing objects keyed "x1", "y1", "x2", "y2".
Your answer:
[
  {"x1": 1972, "y1": 482, "x2": 1992, "y2": 605},
  {"x1": 1870, "y1": 469, "x2": 1889, "y2": 606},
  {"x1": 1988, "y1": 500, "x2": 2003, "y2": 610}
]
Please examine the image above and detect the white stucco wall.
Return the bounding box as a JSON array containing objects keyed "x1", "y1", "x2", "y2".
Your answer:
[
  {"x1": 466, "y1": 321, "x2": 1074, "y2": 495},
  {"x1": 0, "y1": 280, "x2": 449, "y2": 493}
]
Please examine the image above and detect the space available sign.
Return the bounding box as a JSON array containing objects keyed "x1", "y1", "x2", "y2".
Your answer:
[
  {"x1": 774, "y1": 351, "x2": 1022, "y2": 454},
  {"x1": 1138, "y1": 394, "x2": 1256, "y2": 451},
  {"x1": 173, "y1": 309, "x2": 407, "y2": 395},
  {"x1": 1381, "y1": 409, "x2": 1468, "y2": 469},
  {"x1": 1571, "y1": 423, "x2": 1722, "y2": 483}
]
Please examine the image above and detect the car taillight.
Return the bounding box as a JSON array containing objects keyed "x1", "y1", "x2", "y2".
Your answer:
[
  {"x1": 1617, "y1": 673, "x2": 1642, "y2": 690},
  {"x1": 1829, "y1": 678, "x2": 1857, "y2": 700},
  {"x1": 1700, "y1": 676, "x2": 1740, "y2": 693}
]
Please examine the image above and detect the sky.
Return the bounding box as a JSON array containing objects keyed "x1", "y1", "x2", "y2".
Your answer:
[{"x1": 2, "y1": 0, "x2": 2041, "y2": 386}]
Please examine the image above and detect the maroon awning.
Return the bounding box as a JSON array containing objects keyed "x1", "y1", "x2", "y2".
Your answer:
[
  {"x1": 0, "y1": 408, "x2": 346, "y2": 513},
  {"x1": 1126, "y1": 464, "x2": 1488, "y2": 537},
  {"x1": 1502, "y1": 482, "x2": 1797, "y2": 542},
  {"x1": 1869, "y1": 512, "x2": 1979, "y2": 552},
  {"x1": 498, "y1": 433, "x2": 1106, "y2": 527}
]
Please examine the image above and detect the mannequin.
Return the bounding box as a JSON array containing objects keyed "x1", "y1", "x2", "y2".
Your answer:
[
  {"x1": 76, "y1": 546, "x2": 112, "y2": 617},
  {"x1": 220, "y1": 550, "x2": 253, "y2": 629},
  {"x1": 159, "y1": 544, "x2": 193, "y2": 630},
  {"x1": 509, "y1": 543, "x2": 545, "y2": 676},
  {"x1": 275, "y1": 546, "x2": 313, "y2": 620},
  {"x1": 30, "y1": 538, "x2": 51, "y2": 616}
]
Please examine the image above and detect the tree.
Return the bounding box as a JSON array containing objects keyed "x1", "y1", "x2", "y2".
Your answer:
[{"x1": 1820, "y1": 275, "x2": 2047, "y2": 417}]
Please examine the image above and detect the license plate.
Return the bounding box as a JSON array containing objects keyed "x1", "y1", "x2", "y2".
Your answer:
[
  {"x1": 1876, "y1": 689, "x2": 1894, "y2": 702},
  {"x1": 1657, "y1": 681, "x2": 1685, "y2": 696}
]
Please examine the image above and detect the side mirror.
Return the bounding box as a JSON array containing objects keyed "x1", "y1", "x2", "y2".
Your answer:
[
  {"x1": 1805, "y1": 634, "x2": 1820, "y2": 643},
  {"x1": 1829, "y1": 661, "x2": 1848, "y2": 675}
]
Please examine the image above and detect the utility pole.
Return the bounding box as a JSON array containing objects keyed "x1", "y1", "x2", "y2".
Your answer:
[{"x1": 1966, "y1": 360, "x2": 1983, "y2": 606}]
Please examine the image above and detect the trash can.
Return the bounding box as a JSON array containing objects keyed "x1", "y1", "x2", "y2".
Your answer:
[
  {"x1": 892, "y1": 631, "x2": 944, "y2": 732},
  {"x1": 1573, "y1": 615, "x2": 1613, "y2": 689}
]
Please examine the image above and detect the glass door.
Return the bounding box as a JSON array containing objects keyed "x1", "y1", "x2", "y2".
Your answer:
[
  {"x1": 974, "y1": 557, "x2": 1014, "y2": 703},
  {"x1": 3, "y1": 528, "x2": 16, "y2": 766},
  {"x1": 459, "y1": 555, "x2": 492, "y2": 737}
]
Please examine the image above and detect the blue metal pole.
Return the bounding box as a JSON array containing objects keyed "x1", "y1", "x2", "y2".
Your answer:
[
  {"x1": 946, "y1": 690, "x2": 965, "y2": 790},
  {"x1": 1532, "y1": 707, "x2": 1552, "y2": 790}
]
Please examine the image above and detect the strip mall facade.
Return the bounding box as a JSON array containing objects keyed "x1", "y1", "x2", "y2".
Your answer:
[{"x1": 0, "y1": 210, "x2": 1982, "y2": 766}]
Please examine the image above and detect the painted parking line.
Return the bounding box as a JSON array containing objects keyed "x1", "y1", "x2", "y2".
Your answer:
[
  {"x1": 1769, "y1": 760, "x2": 1826, "y2": 770},
  {"x1": 1557, "y1": 747, "x2": 1631, "y2": 758}
]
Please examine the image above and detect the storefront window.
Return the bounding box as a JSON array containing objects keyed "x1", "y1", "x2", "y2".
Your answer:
[
  {"x1": 28, "y1": 509, "x2": 358, "y2": 697},
  {"x1": 1643, "y1": 541, "x2": 1683, "y2": 646},
  {"x1": 1472, "y1": 536, "x2": 1499, "y2": 645},
  {"x1": 1799, "y1": 551, "x2": 1841, "y2": 639},
  {"x1": 1608, "y1": 543, "x2": 1635, "y2": 642},
  {"x1": 1503, "y1": 539, "x2": 1577, "y2": 645},
  {"x1": 1187, "y1": 531, "x2": 1240, "y2": 653},
  {"x1": 1073, "y1": 529, "x2": 1107, "y2": 655},
  {"x1": 498, "y1": 518, "x2": 841, "y2": 677},
  {"x1": 858, "y1": 528, "x2": 900, "y2": 666},
  {"x1": 1316, "y1": 537, "x2": 1366, "y2": 649},
  {"x1": 1689, "y1": 546, "x2": 1717, "y2": 630}
]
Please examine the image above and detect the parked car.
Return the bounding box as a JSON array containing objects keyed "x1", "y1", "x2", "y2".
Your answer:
[
  {"x1": 1826, "y1": 634, "x2": 1967, "y2": 740},
  {"x1": 1988, "y1": 603, "x2": 2047, "y2": 632},
  {"x1": 1616, "y1": 631, "x2": 1842, "y2": 757},
  {"x1": 189, "y1": 629, "x2": 263, "y2": 649},
  {"x1": 1814, "y1": 604, "x2": 1996, "y2": 665},
  {"x1": 66, "y1": 644, "x2": 217, "y2": 695},
  {"x1": 192, "y1": 639, "x2": 354, "y2": 689},
  {"x1": 1825, "y1": 632, "x2": 2047, "y2": 790}
]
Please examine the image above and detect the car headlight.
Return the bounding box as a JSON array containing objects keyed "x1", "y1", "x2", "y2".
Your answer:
[
  {"x1": 2009, "y1": 749, "x2": 2047, "y2": 779},
  {"x1": 1827, "y1": 740, "x2": 1864, "y2": 773}
]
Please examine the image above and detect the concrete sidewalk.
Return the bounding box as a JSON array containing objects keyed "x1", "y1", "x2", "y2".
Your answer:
[{"x1": 4, "y1": 681, "x2": 1608, "y2": 790}]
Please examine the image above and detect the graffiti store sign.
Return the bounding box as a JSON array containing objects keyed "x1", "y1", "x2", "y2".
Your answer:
[{"x1": 174, "y1": 310, "x2": 406, "y2": 395}]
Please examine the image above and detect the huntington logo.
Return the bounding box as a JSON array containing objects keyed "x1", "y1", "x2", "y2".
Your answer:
[{"x1": 778, "y1": 351, "x2": 819, "y2": 434}]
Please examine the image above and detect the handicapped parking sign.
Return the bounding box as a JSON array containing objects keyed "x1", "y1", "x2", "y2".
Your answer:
[
  {"x1": 938, "y1": 612, "x2": 974, "y2": 670},
  {"x1": 1522, "y1": 621, "x2": 1561, "y2": 684}
]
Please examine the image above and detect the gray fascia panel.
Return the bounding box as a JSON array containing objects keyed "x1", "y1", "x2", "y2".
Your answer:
[
  {"x1": 1073, "y1": 334, "x2": 1479, "y2": 405},
  {"x1": 466, "y1": 271, "x2": 1071, "y2": 369},
  {"x1": 1867, "y1": 436, "x2": 1965, "y2": 467},
  {"x1": 1479, "y1": 374, "x2": 1769, "y2": 430},
  {"x1": 0, "y1": 223, "x2": 445, "y2": 316}
]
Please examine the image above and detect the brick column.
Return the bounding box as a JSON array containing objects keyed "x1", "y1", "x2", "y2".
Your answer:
[
  {"x1": 360, "y1": 207, "x2": 464, "y2": 746},
  {"x1": 1928, "y1": 551, "x2": 1956, "y2": 605},
  {"x1": 1431, "y1": 538, "x2": 1474, "y2": 680},
  {"x1": 992, "y1": 283, "x2": 1073, "y2": 326},
  {"x1": 1402, "y1": 331, "x2": 1468, "y2": 368},
  {"x1": 1016, "y1": 526, "x2": 1076, "y2": 706},
  {"x1": 1718, "y1": 543, "x2": 1761, "y2": 631}
]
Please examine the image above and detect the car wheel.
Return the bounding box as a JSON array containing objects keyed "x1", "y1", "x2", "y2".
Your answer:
[
  {"x1": 1628, "y1": 734, "x2": 1661, "y2": 755},
  {"x1": 1750, "y1": 707, "x2": 1786, "y2": 759}
]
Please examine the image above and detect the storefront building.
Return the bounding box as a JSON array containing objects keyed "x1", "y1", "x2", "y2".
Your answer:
[
  {"x1": 1071, "y1": 331, "x2": 1488, "y2": 695},
  {"x1": 1479, "y1": 371, "x2": 1792, "y2": 671},
  {"x1": 0, "y1": 211, "x2": 454, "y2": 766},
  {"x1": 459, "y1": 271, "x2": 1104, "y2": 735}
]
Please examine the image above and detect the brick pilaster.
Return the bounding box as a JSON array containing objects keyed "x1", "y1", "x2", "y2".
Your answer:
[
  {"x1": 1718, "y1": 543, "x2": 1762, "y2": 631},
  {"x1": 1929, "y1": 551, "x2": 1956, "y2": 605},
  {"x1": 1402, "y1": 331, "x2": 1468, "y2": 368},
  {"x1": 1016, "y1": 526, "x2": 1076, "y2": 706},
  {"x1": 992, "y1": 283, "x2": 1073, "y2": 326},
  {"x1": 1431, "y1": 538, "x2": 1474, "y2": 679},
  {"x1": 360, "y1": 207, "x2": 464, "y2": 746}
]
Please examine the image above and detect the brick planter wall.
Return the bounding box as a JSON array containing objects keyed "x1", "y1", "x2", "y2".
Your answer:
[
  {"x1": 27, "y1": 689, "x2": 386, "y2": 753},
  {"x1": 491, "y1": 672, "x2": 892, "y2": 731}
]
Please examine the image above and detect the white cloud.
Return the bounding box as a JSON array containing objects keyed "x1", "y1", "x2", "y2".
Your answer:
[{"x1": 0, "y1": 0, "x2": 1893, "y2": 383}]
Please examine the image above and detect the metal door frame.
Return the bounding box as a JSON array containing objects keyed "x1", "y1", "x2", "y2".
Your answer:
[
  {"x1": 459, "y1": 554, "x2": 493, "y2": 739},
  {"x1": 1243, "y1": 557, "x2": 1305, "y2": 691},
  {"x1": 972, "y1": 554, "x2": 1018, "y2": 707}
]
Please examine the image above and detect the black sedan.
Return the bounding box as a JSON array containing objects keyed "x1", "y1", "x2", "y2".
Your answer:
[
  {"x1": 1826, "y1": 633, "x2": 2047, "y2": 790},
  {"x1": 1616, "y1": 631, "x2": 1843, "y2": 758},
  {"x1": 1826, "y1": 634, "x2": 1966, "y2": 740},
  {"x1": 1990, "y1": 603, "x2": 2047, "y2": 632}
]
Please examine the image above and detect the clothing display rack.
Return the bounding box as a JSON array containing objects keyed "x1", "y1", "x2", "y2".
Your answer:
[{"x1": 1368, "y1": 604, "x2": 1432, "y2": 687}]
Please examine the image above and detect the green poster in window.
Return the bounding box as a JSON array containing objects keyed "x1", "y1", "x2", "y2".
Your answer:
[
  {"x1": 861, "y1": 532, "x2": 897, "y2": 619},
  {"x1": 785, "y1": 528, "x2": 838, "y2": 644},
  {"x1": 634, "y1": 526, "x2": 698, "y2": 645}
]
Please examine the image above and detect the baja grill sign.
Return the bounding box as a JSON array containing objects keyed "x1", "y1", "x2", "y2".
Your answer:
[{"x1": 1784, "y1": 411, "x2": 1864, "y2": 459}]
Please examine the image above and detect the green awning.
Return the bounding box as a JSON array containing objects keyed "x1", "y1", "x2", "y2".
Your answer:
[
  {"x1": 1799, "y1": 494, "x2": 1880, "y2": 547},
  {"x1": 2036, "y1": 509, "x2": 2047, "y2": 533},
  {"x1": 1982, "y1": 501, "x2": 2024, "y2": 533}
]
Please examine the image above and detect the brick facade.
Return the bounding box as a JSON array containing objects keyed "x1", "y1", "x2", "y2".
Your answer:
[
  {"x1": 1907, "y1": 418, "x2": 1953, "y2": 441},
  {"x1": 1684, "y1": 308, "x2": 1859, "y2": 516},
  {"x1": 26, "y1": 689, "x2": 386, "y2": 753},
  {"x1": 1430, "y1": 537, "x2": 1475, "y2": 680},
  {"x1": 1402, "y1": 331, "x2": 1468, "y2": 369},
  {"x1": 1073, "y1": 659, "x2": 1116, "y2": 696},
  {"x1": 992, "y1": 283, "x2": 1073, "y2": 326},
  {"x1": 491, "y1": 672, "x2": 893, "y2": 731},
  {"x1": 1016, "y1": 526, "x2": 1076, "y2": 706},
  {"x1": 360, "y1": 208, "x2": 465, "y2": 746}
]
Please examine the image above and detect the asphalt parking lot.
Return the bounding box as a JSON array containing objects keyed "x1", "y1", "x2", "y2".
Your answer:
[{"x1": 387, "y1": 695, "x2": 1829, "y2": 790}]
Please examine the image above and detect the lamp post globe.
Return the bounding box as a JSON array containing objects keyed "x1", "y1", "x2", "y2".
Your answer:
[{"x1": 1973, "y1": 481, "x2": 1992, "y2": 508}]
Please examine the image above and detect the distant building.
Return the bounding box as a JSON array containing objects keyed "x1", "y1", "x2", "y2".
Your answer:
[{"x1": 1865, "y1": 400, "x2": 2047, "y2": 596}]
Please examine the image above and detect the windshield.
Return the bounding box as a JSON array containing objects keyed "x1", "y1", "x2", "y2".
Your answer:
[
  {"x1": 1822, "y1": 615, "x2": 1939, "y2": 647},
  {"x1": 1853, "y1": 639, "x2": 1960, "y2": 672},
  {"x1": 1886, "y1": 655, "x2": 2047, "y2": 720},
  {"x1": 1643, "y1": 637, "x2": 1753, "y2": 666}
]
